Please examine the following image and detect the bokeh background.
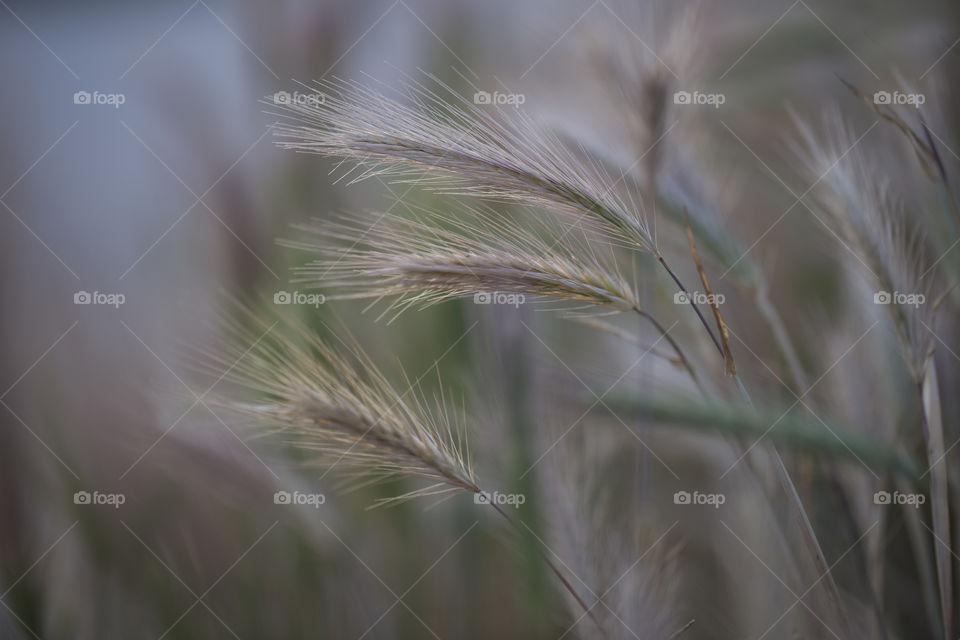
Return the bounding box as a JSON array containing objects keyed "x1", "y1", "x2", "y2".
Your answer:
[{"x1": 1, "y1": 1, "x2": 958, "y2": 638}]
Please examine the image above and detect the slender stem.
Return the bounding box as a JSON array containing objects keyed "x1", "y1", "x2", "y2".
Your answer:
[
  {"x1": 656, "y1": 256, "x2": 852, "y2": 637},
  {"x1": 641, "y1": 131, "x2": 852, "y2": 637},
  {"x1": 922, "y1": 122, "x2": 960, "y2": 233},
  {"x1": 753, "y1": 278, "x2": 808, "y2": 391},
  {"x1": 631, "y1": 306, "x2": 705, "y2": 396},
  {"x1": 919, "y1": 363, "x2": 952, "y2": 640},
  {"x1": 898, "y1": 473, "x2": 944, "y2": 636},
  {"x1": 656, "y1": 255, "x2": 723, "y2": 356},
  {"x1": 487, "y1": 499, "x2": 607, "y2": 637},
  {"x1": 666, "y1": 619, "x2": 696, "y2": 640},
  {"x1": 730, "y1": 350, "x2": 852, "y2": 637},
  {"x1": 752, "y1": 273, "x2": 881, "y2": 633},
  {"x1": 731, "y1": 372, "x2": 754, "y2": 409}
]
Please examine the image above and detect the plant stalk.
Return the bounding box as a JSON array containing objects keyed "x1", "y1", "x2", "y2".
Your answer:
[
  {"x1": 631, "y1": 306, "x2": 705, "y2": 395},
  {"x1": 657, "y1": 251, "x2": 853, "y2": 638},
  {"x1": 487, "y1": 499, "x2": 608, "y2": 637},
  {"x1": 656, "y1": 254, "x2": 723, "y2": 356},
  {"x1": 920, "y1": 359, "x2": 952, "y2": 640}
]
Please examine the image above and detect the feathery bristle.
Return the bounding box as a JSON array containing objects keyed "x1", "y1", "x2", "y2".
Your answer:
[
  {"x1": 211, "y1": 314, "x2": 478, "y2": 497},
  {"x1": 539, "y1": 431, "x2": 680, "y2": 640},
  {"x1": 267, "y1": 77, "x2": 656, "y2": 252},
  {"x1": 793, "y1": 111, "x2": 938, "y2": 379},
  {"x1": 285, "y1": 208, "x2": 643, "y2": 316}
]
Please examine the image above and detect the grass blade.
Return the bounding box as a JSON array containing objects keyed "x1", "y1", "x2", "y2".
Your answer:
[
  {"x1": 600, "y1": 393, "x2": 922, "y2": 479},
  {"x1": 921, "y1": 357, "x2": 952, "y2": 640}
]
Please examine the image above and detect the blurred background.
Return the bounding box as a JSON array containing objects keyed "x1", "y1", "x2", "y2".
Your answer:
[{"x1": 1, "y1": 0, "x2": 958, "y2": 638}]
